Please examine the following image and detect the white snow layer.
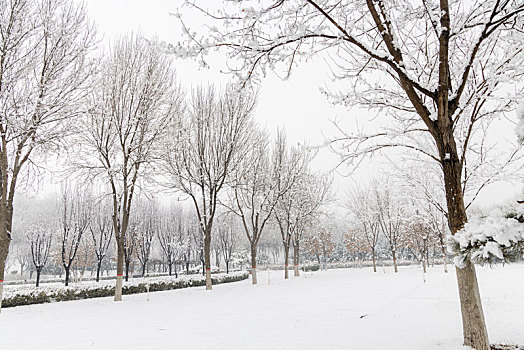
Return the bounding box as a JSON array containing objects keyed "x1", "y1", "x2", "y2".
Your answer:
[{"x1": 1, "y1": 265, "x2": 524, "y2": 350}]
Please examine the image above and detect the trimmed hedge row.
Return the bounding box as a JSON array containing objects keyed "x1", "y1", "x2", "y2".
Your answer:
[{"x1": 2, "y1": 272, "x2": 248, "y2": 308}]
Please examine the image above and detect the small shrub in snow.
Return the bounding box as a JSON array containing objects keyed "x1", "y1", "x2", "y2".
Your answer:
[
  {"x1": 447, "y1": 202, "x2": 524, "y2": 268},
  {"x1": 2, "y1": 272, "x2": 248, "y2": 308}
]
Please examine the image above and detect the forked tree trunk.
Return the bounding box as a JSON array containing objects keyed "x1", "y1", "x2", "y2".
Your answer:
[
  {"x1": 114, "y1": 238, "x2": 124, "y2": 302},
  {"x1": 204, "y1": 232, "x2": 212, "y2": 290},
  {"x1": 293, "y1": 243, "x2": 300, "y2": 277},
  {"x1": 391, "y1": 249, "x2": 398, "y2": 273},
  {"x1": 250, "y1": 244, "x2": 257, "y2": 285}
]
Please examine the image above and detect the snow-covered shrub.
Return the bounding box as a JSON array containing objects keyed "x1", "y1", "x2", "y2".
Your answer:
[
  {"x1": 2, "y1": 272, "x2": 248, "y2": 308},
  {"x1": 448, "y1": 201, "x2": 524, "y2": 268}
]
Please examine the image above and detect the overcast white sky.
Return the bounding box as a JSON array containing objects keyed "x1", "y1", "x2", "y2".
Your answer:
[{"x1": 74, "y1": 0, "x2": 517, "y2": 208}]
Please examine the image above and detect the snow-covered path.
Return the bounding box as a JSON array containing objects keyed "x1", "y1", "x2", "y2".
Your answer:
[{"x1": 2, "y1": 264, "x2": 523, "y2": 350}]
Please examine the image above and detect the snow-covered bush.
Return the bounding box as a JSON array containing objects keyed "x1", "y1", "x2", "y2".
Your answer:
[
  {"x1": 448, "y1": 201, "x2": 524, "y2": 268},
  {"x1": 2, "y1": 272, "x2": 248, "y2": 308}
]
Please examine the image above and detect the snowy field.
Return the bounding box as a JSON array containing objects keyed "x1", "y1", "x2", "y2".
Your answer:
[{"x1": 1, "y1": 264, "x2": 523, "y2": 350}]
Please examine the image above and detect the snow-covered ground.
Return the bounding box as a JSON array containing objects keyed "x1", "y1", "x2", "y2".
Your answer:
[{"x1": 1, "y1": 264, "x2": 523, "y2": 350}]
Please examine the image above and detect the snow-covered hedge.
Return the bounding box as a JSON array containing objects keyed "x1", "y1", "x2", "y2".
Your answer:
[
  {"x1": 2, "y1": 272, "x2": 248, "y2": 308},
  {"x1": 448, "y1": 202, "x2": 524, "y2": 268}
]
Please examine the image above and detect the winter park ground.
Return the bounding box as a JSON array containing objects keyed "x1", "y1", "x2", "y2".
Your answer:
[{"x1": 1, "y1": 264, "x2": 523, "y2": 350}]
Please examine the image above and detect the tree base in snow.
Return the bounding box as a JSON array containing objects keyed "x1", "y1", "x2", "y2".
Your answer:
[{"x1": 491, "y1": 344, "x2": 524, "y2": 350}]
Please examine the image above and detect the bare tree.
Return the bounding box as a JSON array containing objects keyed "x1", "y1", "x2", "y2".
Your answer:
[
  {"x1": 59, "y1": 185, "x2": 91, "y2": 286},
  {"x1": 136, "y1": 203, "x2": 155, "y2": 277},
  {"x1": 123, "y1": 221, "x2": 139, "y2": 282},
  {"x1": 160, "y1": 85, "x2": 256, "y2": 290},
  {"x1": 78, "y1": 34, "x2": 181, "y2": 301},
  {"x1": 372, "y1": 184, "x2": 404, "y2": 273},
  {"x1": 29, "y1": 225, "x2": 53, "y2": 287},
  {"x1": 0, "y1": 0, "x2": 96, "y2": 310},
  {"x1": 290, "y1": 173, "x2": 331, "y2": 276},
  {"x1": 228, "y1": 129, "x2": 285, "y2": 284},
  {"x1": 347, "y1": 186, "x2": 381, "y2": 272},
  {"x1": 217, "y1": 215, "x2": 238, "y2": 274},
  {"x1": 304, "y1": 226, "x2": 335, "y2": 269},
  {"x1": 157, "y1": 206, "x2": 182, "y2": 276},
  {"x1": 89, "y1": 201, "x2": 113, "y2": 282},
  {"x1": 175, "y1": 1, "x2": 524, "y2": 347}
]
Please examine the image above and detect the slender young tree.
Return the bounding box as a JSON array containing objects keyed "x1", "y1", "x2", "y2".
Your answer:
[
  {"x1": 29, "y1": 225, "x2": 53, "y2": 287},
  {"x1": 157, "y1": 206, "x2": 183, "y2": 276},
  {"x1": 136, "y1": 203, "x2": 155, "y2": 277},
  {"x1": 78, "y1": 34, "x2": 181, "y2": 300},
  {"x1": 373, "y1": 184, "x2": 404, "y2": 273},
  {"x1": 160, "y1": 85, "x2": 256, "y2": 290},
  {"x1": 59, "y1": 185, "x2": 91, "y2": 286},
  {"x1": 229, "y1": 129, "x2": 286, "y2": 284},
  {"x1": 89, "y1": 200, "x2": 113, "y2": 282},
  {"x1": 217, "y1": 215, "x2": 238, "y2": 274},
  {"x1": 0, "y1": 0, "x2": 96, "y2": 310},
  {"x1": 290, "y1": 173, "x2": 331, "y2": 276},
  {"x1": 347, "y1": 186, "x2": 381, "y2": 272}
]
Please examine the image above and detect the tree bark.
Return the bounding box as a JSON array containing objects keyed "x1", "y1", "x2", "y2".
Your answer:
[
  {"x1": 251, "y1": 243, "x2": 257, "y2": 285},
  {"x1": 441, "y1": 150, "x2": 489, "y2": 349},
  {"x1": 0, "y1": 247, "x2": 6, "y2": 312},
  {"x1": 456, "y1": 262, "x2": 489, "y2": 349},
  {"x1": 372, "y1": 248, "x2": 377, "y2": 273},
  {"x1": 293, "y1": 243, "x2": 300, "y2": 277},
  {"x1": 204, "y1": 231, "x2": 212, "y2": 290},
  {"x1": 36, "y1": 269, "x2": 42, "y2": 287},
  {"x1": 96, "y1": 261, "x2": 102, "y2": 282},
  {"x1": 391, "y1": 250, "x2": 398, "y2": 273},
  {"x1": 114, "y1": 238, "x2": 124, "y2": 301},
  {"x1": 0, "y1": 223, "x2": 10, "y2": 312},
  {"x1": 225, "y1": 260, "x2": 229, "y2": 274},
  {"x1": 64, "y1": 266, "x2": 71, "y2": 286},
  {"x1": 283, "y1": 244, "x2": 289, "y2": 279}
]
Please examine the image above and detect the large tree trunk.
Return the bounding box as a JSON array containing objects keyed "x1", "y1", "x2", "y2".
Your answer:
[
  {"x1": 391, "y1": 249, "x2": 398, "y2": 273},
  {"x1": 283, "y1": 244, "x2": 289, "y2": 279},
  {"x1": 0, "y1": 237, "x2": 8, "y2": 312},
  {"x1": 225, "y1": 260, "x2": 229, "y2": 274},
  {"x1": 0, "y1": 246, "x2": 6, "y2": 313},
  {"x1": 204, "y1": 232, "x2": 212, "y2": 290},
  {"x1": 293, "y1": 243, "x2": 300, "y2": 277},
  {"x1": 371, "y1": 248, "x2": 377, "y2": 273},
  {"x1": 442, "y1": 153, "x2": 489, "y2": 350},
  {"x1": 114, "y1": 238, "x2": 124, "y2": 302},
  {"x1": 250, "y1": 243, "x2": 257, "y2": 285},
  {"x1": 168, "y1": 260, "x2": 172, "y2": 276}
]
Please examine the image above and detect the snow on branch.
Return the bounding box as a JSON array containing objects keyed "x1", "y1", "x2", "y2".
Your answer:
[{"x1": 448, "y1": 202, "x2": 524, "y2": 268}]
